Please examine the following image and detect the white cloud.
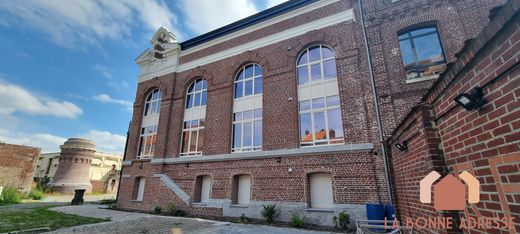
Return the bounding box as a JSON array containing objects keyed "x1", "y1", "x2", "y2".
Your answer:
[
  {"x1": 0, "y1": 80, "x2": 83, "y2": 118},
  {"x1": 80, "y1": 130, "x2": 127, "y2": 153},
  {"x1": 93, "y1": 94, "x2": 133, "y2": 110},
  {"x1": 0, "y1": 129, "x2": 126, "y2": 154},
  {"x1": 0, "y1": 0, "x2": 179, "y2": 48},
  {"x1": 179, "y1": 0, "x2": 258, "y2": 35},
  {"x1": 267, "y1": 0, "x2": 289, "y2": 8}
]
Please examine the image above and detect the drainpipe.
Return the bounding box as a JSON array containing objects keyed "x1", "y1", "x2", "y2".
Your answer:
[
  {"x1": 115, "y1": 120, "x2": 131, "y2": 203},
  {"x1": 357, "y1": 0, "x2": 393, "y2": 204}
]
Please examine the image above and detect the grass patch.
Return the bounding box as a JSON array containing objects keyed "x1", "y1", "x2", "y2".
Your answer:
[{"x1": 0, "y1": 206, "x2": 109, "y2": 233}]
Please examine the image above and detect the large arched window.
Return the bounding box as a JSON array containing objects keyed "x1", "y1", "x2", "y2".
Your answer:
[
  {"x1": 232, "y1": 64, "x2": 263, "y2": 152},
  {"x1": 138, "y1": 89, "x2": 162, "y2": 158},
  {"x1": 297, "y1": 45, "x2": 344, "y2": 146},
  {"x1": 181, "y1": 79, "x2": 207, "y2": 156}
]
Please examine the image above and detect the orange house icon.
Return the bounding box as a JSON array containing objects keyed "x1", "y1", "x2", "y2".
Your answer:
[{"x1": 420, "y1": 171, "x2": 480, "y2": 211}]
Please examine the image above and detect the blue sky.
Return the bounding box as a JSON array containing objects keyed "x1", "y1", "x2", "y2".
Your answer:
[{"x1": 0, "y1": 0, "x2": 286, "y2": 153}]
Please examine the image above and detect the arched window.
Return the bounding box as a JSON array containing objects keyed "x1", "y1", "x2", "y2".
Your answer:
[
  {"x1": 232, "y1": 64, "x2": 263, "y2": 152},
  {"x1": 181, "y1": 79, "x2": 207, "y2": 156},
  {"x1": 398, "y1": 26, "x2": 446, "y2": 80},
  {"x1": 297, "y1": 45, "x2": 344, "y2": 146},
  {"x1": 138, "y1": 89, "x2": 162, "y2": 158}
]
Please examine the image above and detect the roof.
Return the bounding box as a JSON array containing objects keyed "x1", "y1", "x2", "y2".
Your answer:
[{"x1": 179, "y1": 0, "x2": 318, "y2": 50}]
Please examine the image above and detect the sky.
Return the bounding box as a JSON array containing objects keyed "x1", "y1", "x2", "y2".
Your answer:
[{"x1": 0, "y1": 0, "x2": 287, "y2": 154}]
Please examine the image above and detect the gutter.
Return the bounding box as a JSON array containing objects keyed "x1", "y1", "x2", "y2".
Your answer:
[{"x1": 357, "y1": 0, "x2": 393, "y2": 204}]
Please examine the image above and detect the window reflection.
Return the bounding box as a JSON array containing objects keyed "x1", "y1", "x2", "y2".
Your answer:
[{"x1": 399, "y1": 26, "x2": 446, "y2": 79}]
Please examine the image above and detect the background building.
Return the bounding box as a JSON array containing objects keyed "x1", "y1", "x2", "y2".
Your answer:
[
  {"x1": 117, "y1": 0, "x2": 505, "y2": 226},
  {"x1": 35, "y1": 139, "x2": 123, "y2": 194},
  {"x1": 0, "y1": 143, "x2": 40, "y2": 194}
]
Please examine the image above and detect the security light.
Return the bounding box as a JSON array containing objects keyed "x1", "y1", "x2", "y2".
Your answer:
[
  {"x1": 276, "y1": 157, "x2": 282, "y2": 163},
  {"x1": 454, "y1": 87, "x2": 485, "y2": 111},
  {"x1": 185, "y1": 163, "x2": 190, "y2": 168},
  {"x1": 395, "y1": 141, "x2": 408, "y2": 152}
]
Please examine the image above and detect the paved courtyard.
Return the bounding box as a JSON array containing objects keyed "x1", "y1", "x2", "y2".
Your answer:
[{"x1": 47, "y1": 204, "x2": 336, "y2": 234}]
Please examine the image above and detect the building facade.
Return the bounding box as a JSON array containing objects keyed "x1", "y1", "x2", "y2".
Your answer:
[
  {"x1": 0, "y1": 143, "x2": 40, "y2": 194},
  {"x1": 35, "y1": 149, "x2": 122, "y2": 193},
  {"x1": 118, "y1": 0, "x2": 503, "y2": 225}
]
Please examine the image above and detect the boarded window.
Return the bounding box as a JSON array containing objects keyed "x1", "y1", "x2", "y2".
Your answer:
[
  {"x1": 232, "y1": 174, "x2": 251, "y2": 205},
  {"x1": 309, "y1": 173, "x2": 333, "y2": 208},
  {"x1": 134, "y1": 177, "x2": 145, "y2": 201}
]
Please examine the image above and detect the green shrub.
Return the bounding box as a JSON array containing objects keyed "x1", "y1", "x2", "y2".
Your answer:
[
  {"x1": 29, "y1": 189, "x2": 45, "y2": 200},
  {"x1": 290, "y1": 212, "x2": 305, "y2": 228},
  {"x1": 0, "y1": 186, "x2": 22, "y2": 205},
  {"x1": 333, "y1": 211, "x2": 350, "y2": 230},
  {"x1": 153, "y1": 205, "x2": 162, "y2": 214},
  {"x1": 166, "y1": 203, "x2": 187, "y2": 217},
  {"x1": 239, "y1": 214, "x2": 249, "y2": 224},
  {"x1": 261, "y1": 204, "x2": 279, "y2": 223}
]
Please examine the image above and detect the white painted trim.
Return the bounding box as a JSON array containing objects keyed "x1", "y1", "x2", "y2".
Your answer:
[
  {"x1": 177, "y1": 9, "x2": 354, "y2": 73},
  {"x1": 180, "y1": 0, "x2": 341, "y2": 56},
  {"x1": 405, "y1": 74, "x2": 439, "y2": 84}
]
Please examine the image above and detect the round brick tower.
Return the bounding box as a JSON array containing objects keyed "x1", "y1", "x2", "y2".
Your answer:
[{"x1": 49, "y1": 138, "x2": 95, "y2": 194}]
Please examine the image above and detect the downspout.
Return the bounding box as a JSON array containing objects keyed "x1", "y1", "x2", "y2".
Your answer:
[
  {"x1": 357, "y1": 0, "x2": 393, "y2": 204},
  {"x1": 115, "y1": 120, "x2": 131, "y2": 203}
]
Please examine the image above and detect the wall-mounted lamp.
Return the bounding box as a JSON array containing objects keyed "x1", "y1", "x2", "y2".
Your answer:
[
  {"x1": 395, "y1": 141, "x2": 408, "y2": 152},
  {"x1": 185, "y1": 163, "x2": 190, "y2": 168},
  {"x1": 454, "y1": 87, "x2": 485, "y2": 111},
  {"x1": 276, "y1": 157, "x2": 282, "y2": 163}
]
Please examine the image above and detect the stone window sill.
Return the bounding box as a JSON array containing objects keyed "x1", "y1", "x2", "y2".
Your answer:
[
  {"x1": 191, "y1": 202, "x2": 207, "y2": 207},
  {"x1": 306, "y1": 208, "x2": 334, "y2": 213},
  {"x1": 405, "y1": 74, "x2": 439, "y2": 84},
  {"x1": 230, "y1": 204, "x2": 249, "y2": 208}
]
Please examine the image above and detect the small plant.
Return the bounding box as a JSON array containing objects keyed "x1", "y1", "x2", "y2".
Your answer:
[
  {"x1": 0, "y1": 186, "x2": 22, "y2": 205},
  {"x1": 28, "y1": 188, "x2": 45, "y2": 200},
  {"x1": 100, "y1": 198, "x2": 117, "y2": 204},
  {"x1": 261, "y1": 204, "x2": 279, "y2": 223},
  {"x1": 290, "y1": 212, "x2": 305, "y2": 228},
  {"x1": 166, "y1": 202, "x2": 187, "y2": 216},
  {"x1": 333, "y1": 211, "x2": 351, "y2": 230},
  {"x1": 153, "y1": 205, "x2": 162, "y2": 214},
  {"x1": 239, "y1": 213, "x2": 249, "y2": 224}
]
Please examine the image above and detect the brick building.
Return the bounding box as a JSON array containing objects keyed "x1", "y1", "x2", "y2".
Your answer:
[
  {"x1": 0, "y1": 143, "x2": 40, "y2": 194},
  {"x1": 118, "y1": 0, "x2": 504, "y2": 226},
  {"x1": 388, "y1": 0, "x2": 519, "y2": 233}
]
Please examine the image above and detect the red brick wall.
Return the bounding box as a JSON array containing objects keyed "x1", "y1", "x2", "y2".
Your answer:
[
  {"x1": 0, "y1": 143, "x2": 40, "y2": 193},
  {"x1": 389, "y1": 1, "x2": 520, "y2": 233}
]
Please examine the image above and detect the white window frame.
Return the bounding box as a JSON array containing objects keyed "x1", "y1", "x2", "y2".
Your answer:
[
  {"x1": 138, "y1": 89, "x2": 162, "y2": 159},
  {"x1": 181, "y1": 79, "x2": 207, "y2": 156},
  {"x1": 232, "y1": 109, "x2": 262, "y2": 152},
  {"x1": 180, "y1": 119, "x2": 204, "y2": 156},
  {"x1": 296, "y1": 45, "x2": 344, "y2": 147}
]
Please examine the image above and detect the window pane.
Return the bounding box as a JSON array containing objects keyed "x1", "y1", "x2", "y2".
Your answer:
[
  {"x1": 181, "y1": 132, "x2": 190, "y2": 153},
  {"x1": 254, "y1": 108, "x2": 262, "y2": 118},
  {"x1": 299, "y1": 100, "x2": 311, "y2": 111},
  {"x1": 311, "y1": 64, "x2": 321, "y2": 82},
  {"x1": 243, "y1": 110, "x2": 253, "y2": 120},
  {"x1": 195, "y1": 79, "x2": 203, "y2": 91},
  {"x1": 326, "y1": 95, "x2": 340, "y2": 107},
  {"x1": 234, "y1": 112, "x2": 242, "y2": 121},
  {"x1": 245, "y1": 65, "x2": 254, "y2": 78},
  {"x1": 323, "y1": 59, "x2": 337, "y2": 79},
  {"x1": 327, "y1": 108, "x2": 344, "y2": 141},
  {"x1": 190, "y1": 130, "x2": 198, "y2": 152},
  {"x1": 186, "y1": 94, "x2": 193, "y2": 108},
  {"x1": 245, "y1": 80, "x2": 253, "y2": 96},
  {"x1": 233, "y1": 124, "x2": 242, "y2": 148},
  {"x1": 322, "y1": 47, "x2": 334, "y2": 59},
  {"x1": 144, "y1": 103, "x2": 150, "y2": 116},
  {"x1": 138, "y1": 137, "x2": 145, "y2": 156},
  {"x1": 297, "y1": 66, "x2": 308, "y2": 85},
  {"x1": 298, "y1": 51, "x2": 308, "y2": 65},
  {"x1": 309, "y1": 46, "x2": 321, "y2": 62},
  {"x1": 184, "y1": 121, "x2": 190, "y2": 129},
  {"x1": 254, "y1": 77, "x2": 262, "y2": 94},
  {"x1": 236, "y1": 70, "x2": 244, "y2": 81},
  {"x1": 199, "y1": 118, "x2": 205, "y2": 127},
  {"x1": 150, "y1": 135, "x2": 156, "y2": 155},
  {"x1": 194, "y1": 93, "x2": 201, "y2": 107},
  {"x1": 254, "y1": 64, "x2": 262, "y2": 76},
  {"x1": 411, "y1": 27, "x2": 436, "y2": 36},
  {"x1": 191, "y1": 119, "x2": 199, "y2": 128},
  {"x1": 254, "y1": 120, "x2": 262, "y2": 147},
  {"x1": 187, "y1": 83, "x2": 194, "y2": 93},
  {"x1": 312, "y1": 97, "x2": 325, "y2": 109},
  {"x1": 398, "y1": 33, "x2": 408, "y2": 40},
  {"x1": 399, "y1": 39, "x2": 414, "y2": 66},
  {"x1": 197, "y1": 129, "x2": 204, "y2": 151},
  {"x1": 201, "y1": 91, "x2": 207, "y2": 106},
  {"x1": 300, "y1": 113, "x2": 312, "y2": 142},
  {"x1": 413, "y1": 33, "x2": 444, "y2": 64},
  {"x1": 202, "y1": 80, "x2": 208, "y2": 89},
  {"x1": 314, "y1": 112, "x2": 326, "y2": 140},
  {"x1": 235, "y1": 82, "x2": 243, "y2": 98},
  {"x1": 243, "y1": 123, "x2": 252, "y2": 146}
]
